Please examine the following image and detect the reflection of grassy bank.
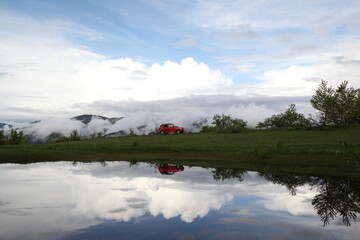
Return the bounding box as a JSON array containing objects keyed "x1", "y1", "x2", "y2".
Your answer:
[{"x1": 1, "y1": 127, "x2": 359, "y2": 178}]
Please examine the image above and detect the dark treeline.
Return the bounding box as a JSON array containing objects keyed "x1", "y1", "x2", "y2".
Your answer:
[{"x1": 211, "y1": 168, "x2": 360, "y2": 226}]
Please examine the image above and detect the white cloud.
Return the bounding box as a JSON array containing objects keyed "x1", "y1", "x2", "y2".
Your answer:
[
  {"x1": 0, "y1": 11, "x2": 234, "y2": 120},
  {"x1": 1, "y1": 4, "x2": 360, "y2": 124}
]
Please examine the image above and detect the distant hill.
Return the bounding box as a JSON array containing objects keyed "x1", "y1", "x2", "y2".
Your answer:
[
  {"x1": 71, "y1": 114, "x2": 123, "y2": 125},
  {"x1": 0, "y1": 123, "x2": 12, "y2": 129}
]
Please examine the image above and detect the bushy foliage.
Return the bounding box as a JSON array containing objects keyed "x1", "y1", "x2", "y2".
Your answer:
[
  {"x1": 256, "y1": 104, "x2": 311, "y2": 129},
  {"x1": 311, "y1": 80, "x2": 360, "y2": 127},
  {"x1": 0, "y1": 130, "x2": 7, "y2": 145},
  {"x1": 55, "y1": 129, "x2": 81, "y2": 142},
  {"x1": 129, "y1": 128, "x2": 137, "y2": 136},
  {"x1": 200, "y1": 125, "x2": 216, "y2": 132},
  {"x1": 8, "y1": 129, "x2": 27, "y2": 145},
  {"x1": 69, "y1": 130, "x2": 81, "y2": 141},
  {"x1": 211, "y1": 114, "x2": 247, "y2": 133},
  {"x1": 230, "y1": 118, "x2": 248, "y2": 133}
]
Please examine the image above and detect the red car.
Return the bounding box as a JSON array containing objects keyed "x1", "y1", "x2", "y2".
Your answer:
[
  {"x1": 158, "y1": 164, "x2": 184, "y2": 175},
  {"x1": 158, "y1": 123, "x2": 184, "y2": 134}
]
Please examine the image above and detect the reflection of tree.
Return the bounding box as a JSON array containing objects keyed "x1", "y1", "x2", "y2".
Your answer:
[
  {"x1": 212, "y1": 168, "x2": 246, "y2": 182},
  {"x1": 258, "y1": 172, "x2": 360, "y2": 226},
  {"x1": 312, "y1": 178, "x2": 360, "y2": 226},
  {"x1": 128, "y1": 160, "x2": 139, "y2": 168},
  {"x1": 258, "y1": 172, "x2": 311, "y2": 195}
]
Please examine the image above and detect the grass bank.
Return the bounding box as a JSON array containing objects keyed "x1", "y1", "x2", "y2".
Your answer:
[{"x1": 0, "y1": 127, "x2": 359, "y2": 178}]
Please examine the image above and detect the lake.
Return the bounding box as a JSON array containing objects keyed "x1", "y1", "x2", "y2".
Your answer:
[{"x1": 0, "y1": 161, "x2": 359, "y2": 240}]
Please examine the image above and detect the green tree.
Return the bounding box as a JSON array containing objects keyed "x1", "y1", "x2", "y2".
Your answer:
[
  {"x1": 212, "y1": 114, "x2": 247, "y2": 133},
  {"x1": 256, "y1": 104, "x2": 311, "y2": 129},
  {"x1": 212, "y1": 114, "x2": 232, "y2": 133},
  {"x1": 230, "y1": 118, "x2": 247, "y2": 133},
  {"x1": 310, "y1": 80, "x2": 336, "y2": 126},
  {"x1": 0, "y1": 130, "x2": 7, "y2": 145},
  {"x1": 69, "y1": 129, "x2": 80, "y2": 141},
  {"x1": 8, "y1": 129, "x2": 27, "y2": 144},
  {"x1": 332, "y1": 81, "x2": 359, "y2": 125},
  {"x1": 311, "y1": 80, "x2": 360, "y2": 126}
]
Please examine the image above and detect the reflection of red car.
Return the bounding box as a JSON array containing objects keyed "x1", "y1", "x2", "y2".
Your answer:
[
  {"x1": 158, "y1": 164, "x2": 184, "y2": 175},
  {"x1": 158, "y1": 123, "x2": 184, "y2": 135}
]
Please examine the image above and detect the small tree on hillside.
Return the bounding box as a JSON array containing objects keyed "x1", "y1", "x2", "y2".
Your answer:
[
  {"x1": 256, "y1": 104, "x2": 311, "y2": 129},
  {"x1": 212, "y1": 114, "x2": 247, "y2": 133},
  {"x1": 311, "y1": 80, "x2": 360, "y2": 126},
  {"x1": 69, "y1": 129, "x2": 80, "y2": 141},
  {"x1": 212, "y1": 114, "x2": 232, "y2": 133},
  {"x1": 310, "y1": 80, "x2": 336, "y2": 126},
  {"x1": 0, "y1": 130, "x2": 7, "y2": 145},
  {"x1": 230, "y1": 118, "x2": 248, "y2": 133},
  {"x1": 8, "y1": 129, "x2": 27, "y2": 144}
]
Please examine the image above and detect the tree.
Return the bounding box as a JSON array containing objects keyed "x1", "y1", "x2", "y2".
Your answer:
[
  {"x1": 69, "y1": 130, "x2": 80, "y2": 141},
  {"x1": 0, "y1": 130, "x2": 7, "y2": 145},
  {"x1": 230, "y1": 118, "x2": 247, "y2": 133},
  {"x1": 311, "y1": 80, "x2": 360, "y2": 126},
  {"x1": 256, "y1": 104, "x2": 311, "y2": 129},
  {"x1": 212, "y1": 114, "x2": 247, "y2": 133},
  {"x1": 8, "y1": 129, "x2": 27, "y2": 144},
  {"x1": 310, "y1": 80, "x2": 336, "y2": 126},
  {"x1": 212, "y1": 114, "x2": 232, "y2": 133}
]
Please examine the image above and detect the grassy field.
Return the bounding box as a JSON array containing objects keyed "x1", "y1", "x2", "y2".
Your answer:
[{"x1": 1, "y1": 127, "x2": 360, "y2": 178}]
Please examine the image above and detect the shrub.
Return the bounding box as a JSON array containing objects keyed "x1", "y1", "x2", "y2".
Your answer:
[
  {"x1": 256, "y1": 104, "x2": 311, "y2": 129},
  {"x1": 311, "y1": 80, "x2": 360, "y2": 127},
  {"x1": 201, "y1": 125, "x2": 216, "y2": 132},
  {"x1": 8, "y1": 129, "x2": 27, "y2": 145},
  {"x1": 0, "y1": 130, "x2": 7, "y2": 145},
  {"x1": 69, "y1": 130, "x2": 81, "y2": 141},
  {"x1": 129, "y1": 128, "x2": 137, "y2": 136},
  {"x1": 212, "y1": 114, "x2": 247, "y2": 133}
]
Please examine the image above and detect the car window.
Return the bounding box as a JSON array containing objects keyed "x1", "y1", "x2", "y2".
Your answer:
[
  {"x1": 163, "y1": 124, "x2": 168, "y2": 127},
  {"x1": 168, "y1": 124, "x2": 174, "y2": 127}
]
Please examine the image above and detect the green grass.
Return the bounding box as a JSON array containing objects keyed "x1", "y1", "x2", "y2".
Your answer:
[{"x1": 0, "y1": 127, "x2": 360, "y2": 178}]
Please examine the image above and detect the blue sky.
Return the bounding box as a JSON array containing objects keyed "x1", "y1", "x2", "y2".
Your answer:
[{"x1": 0, "y1": 0, "x2": 360, "y2": 124}]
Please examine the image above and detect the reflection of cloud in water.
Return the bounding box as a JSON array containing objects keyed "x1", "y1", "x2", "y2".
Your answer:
[
  {"x1": 256, "y1": 187, "x2": 317, "y2": 216},
  {"x1": 0, "y1": 162, "x2": 234, "y2": 239}
]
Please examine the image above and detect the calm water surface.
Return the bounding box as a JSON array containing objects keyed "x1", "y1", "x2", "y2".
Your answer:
[{"x1": 0, "y1": 162, "x2": 359, "y2": 240}]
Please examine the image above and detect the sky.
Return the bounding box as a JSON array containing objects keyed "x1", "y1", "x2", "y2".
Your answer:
[{"x1": 1, "y1": 0, "x2": 360, "y2": 127}]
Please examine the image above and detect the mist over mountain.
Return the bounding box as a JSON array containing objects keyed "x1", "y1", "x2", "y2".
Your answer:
[
  {"x1": 0, "y1": 123, "x2": 12, "y2": 129},
  {"x1": 0, "y1": 114, "x2": 208, "y2": 143},
  {"x1": 71, "y1": 114, "x2": 123, "y2": 125}
]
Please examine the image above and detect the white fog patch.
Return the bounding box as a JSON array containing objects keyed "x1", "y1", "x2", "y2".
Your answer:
[{"x1": 22, "y1": 118, "x2": 85, "y2": 139}]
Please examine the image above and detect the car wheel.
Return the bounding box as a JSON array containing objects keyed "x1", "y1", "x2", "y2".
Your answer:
[
  {"x1": 160, "y1": 131, "x2": 165, "y2": 135},
  {"x1": 175, "y1": 130, "x2": 180, "y2": 134}
]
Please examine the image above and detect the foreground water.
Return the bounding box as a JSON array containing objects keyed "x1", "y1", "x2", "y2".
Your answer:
[{"x1": 0, "y1": 162, "x2": 359, "y2": 240}]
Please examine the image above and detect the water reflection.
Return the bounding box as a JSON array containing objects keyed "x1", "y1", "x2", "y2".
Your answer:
[
  {"x1": 156, "y1": 164, "x2": 184, "y2": 175},
  {"x1": 0, "y1": 162, "x2": 358, "y2": 240},
  {"x1": 258, "y1": 172, "x2": 360, "y2": 226}
]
